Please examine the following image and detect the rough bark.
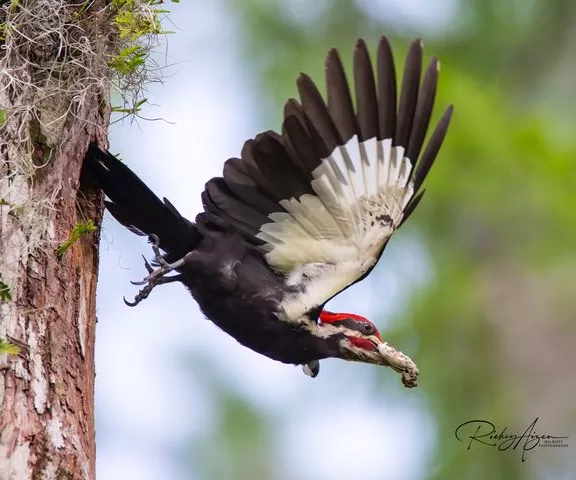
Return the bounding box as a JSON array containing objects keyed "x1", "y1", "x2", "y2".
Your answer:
[{"x1": 0, "y1": 13, "x2": 111, "y2": 479}]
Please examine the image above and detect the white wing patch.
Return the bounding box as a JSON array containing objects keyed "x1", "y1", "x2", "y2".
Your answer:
[{"x1": 255, "y1": 135, "x2": 416, "y2": 322}]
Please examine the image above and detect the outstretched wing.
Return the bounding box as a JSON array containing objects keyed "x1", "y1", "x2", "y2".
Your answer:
[{"x1": 200, "y1": 36, "x2": 453, "y2": 322}]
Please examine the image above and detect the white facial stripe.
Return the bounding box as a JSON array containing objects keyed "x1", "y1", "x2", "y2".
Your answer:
[{"x1": 299, "y1": 319, "x2": 376, "y2": 339}]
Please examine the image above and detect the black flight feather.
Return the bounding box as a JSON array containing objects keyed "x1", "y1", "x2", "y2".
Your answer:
[
  {"x1": 406, "y1": 57, "x2": 438, "y2": 163},
  {"x1": 395, "y1": 39, "x2": 422, "y2": 148},
  {"x1": 222, "y1": 157, "x2": 281, "y2": 215},
  {"x1": 326, "y1": 48, "x2": 357, "y2": 144},
  {"x1": 354, "y1": 39, "x2": 379, "y2": 143},
  {"x1": 377, "y1": 36, "x2": 397, "y2": 141},
  {"x1": 412, "y1": 105, "x2": 454, "y2": 192},
  {"x1": 240, "y1": 138, "x2": 284, "y2": 201},
  {"x1": 250, "y1": 132, "x2": 313, "y2": 200},
  {"x1": 282, "y1": 109, "x2": 320, "y2": 178},
  {"x1": 399, "y1": 189, "x2": 426, "y2": 227},
  {"x1": 297, "y1": 73, "x2": 341, "y2": 158}
]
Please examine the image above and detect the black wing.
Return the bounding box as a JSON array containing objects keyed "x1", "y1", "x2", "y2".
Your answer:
[{"x1": 199, "y1": 36, "x2": 453, "y2": 321}]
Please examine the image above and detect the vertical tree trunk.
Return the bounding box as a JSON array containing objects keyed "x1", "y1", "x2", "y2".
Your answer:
[
  {"x1": 0, "y1": 108, "x2": 109, "y2": 480},
  {"x1": 0, "y1": 3, "x2": 112, "y2": 477}
]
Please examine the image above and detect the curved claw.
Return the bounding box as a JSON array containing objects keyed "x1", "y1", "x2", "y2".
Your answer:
[
  {"x1": 122, "y1": 242, "x2": 185, "y2": 308},
  {"x1": 124, "y1": 296, "x2": 138, "y2": 307}
]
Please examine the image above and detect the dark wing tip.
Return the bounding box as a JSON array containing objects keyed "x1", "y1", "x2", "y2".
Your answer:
[
  {"x1": 406, "y1": 55, "x2": 439, "y2": 162},
  {"x1": 297, "y1": 71, "x2": 341, "y2": 157},
  {"x1": 412, "y1": 104, "x2": 454, "y2": 192},
  {"x1": 395, "y1": 38, "x2": 423, "y2": 148},
  {"x1": 354, "y1": 36, "x2": 378, "y2": 141},
  {"x1": 326, "y1": 47, "x2": 340, "y2": 64},
  {"x1": 326, "y1": 45, "x2": 357, "y2": 143},
  {"x1": 409, "y1": 38, "x2": 424, "y2": 54},
  {"x1": 355, "y1": 37, "x2": 368, "y2": 50},
  {"x1": 378, "y1": 35, "x2": 393, "y2": 54},
  {"x1": 377, "y1": 35, "x2": 397, "y2": 141},
  {"x1": 284, "y1": 97, "x2": 302, "y2": 118},
  {"x1": 296, "y1": 72, "x2": 314, "y2": 92}
]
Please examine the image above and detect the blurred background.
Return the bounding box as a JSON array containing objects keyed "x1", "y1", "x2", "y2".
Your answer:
[{"x1": 94, "y1": 1, "x2": 576, "y2": 479}]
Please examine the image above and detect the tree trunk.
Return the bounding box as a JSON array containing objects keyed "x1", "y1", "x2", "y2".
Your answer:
[{"x1": 0, "y1": 3, "x2": 112, "y2": 477}]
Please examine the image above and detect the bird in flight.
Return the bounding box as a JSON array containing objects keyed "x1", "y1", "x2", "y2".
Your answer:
[{"x1": 86, "y1": 36, "x2": 452, "y2": 387}]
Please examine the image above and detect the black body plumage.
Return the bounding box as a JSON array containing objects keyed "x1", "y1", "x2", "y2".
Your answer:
[
  {"x1": 86, "y1": 36, "x2": 452, "y2": 378},
  {"x1": 86, "y1": 146, "x2": 343, "y2": 365}
]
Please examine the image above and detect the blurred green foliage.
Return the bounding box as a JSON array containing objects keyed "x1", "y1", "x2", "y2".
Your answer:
[
  {"x1": 183, "y1": 1, "x2": 576, "y2": 479},
  {"x1": 187, "y1": 359, "x2": 275, "y2": 479}
]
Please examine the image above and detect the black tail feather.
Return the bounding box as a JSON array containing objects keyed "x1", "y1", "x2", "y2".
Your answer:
[{"x1": 85, "y1": 143, "x2": 201, "y2": 260}]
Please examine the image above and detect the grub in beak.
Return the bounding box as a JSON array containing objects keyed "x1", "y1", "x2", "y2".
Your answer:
[{"x1": 378, "y1": 342, "x2": 419, "y2": 388}]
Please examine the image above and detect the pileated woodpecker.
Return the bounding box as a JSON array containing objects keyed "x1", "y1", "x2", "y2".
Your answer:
[{"x1": 86, "y1": 36, "x2": 452, "y2": 387}]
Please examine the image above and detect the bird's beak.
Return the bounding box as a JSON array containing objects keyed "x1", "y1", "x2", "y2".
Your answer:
[
  {"x1": 343, "y1": 335, "x2": 419, "y2": 387},
  {"x1": 377, "y1": 341, "x2": 419, "y2": 388}
]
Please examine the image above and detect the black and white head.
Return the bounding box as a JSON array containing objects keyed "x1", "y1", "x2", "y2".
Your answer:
[
  {"x1": 318, "y1": 311, "x2": 388, "y2": 363},
  {"x1": 302, "y1": 310, "x2": 415, "y2": 383}
]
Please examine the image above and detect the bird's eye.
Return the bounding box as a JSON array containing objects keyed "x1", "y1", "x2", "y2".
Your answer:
[{"x1": 362, "y1": 323, "x2": 374, "y2": 334}]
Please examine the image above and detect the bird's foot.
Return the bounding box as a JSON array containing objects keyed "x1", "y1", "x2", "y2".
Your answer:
[{"x1": 124, "y1": 235, "x2": 185, "y2": 307}]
